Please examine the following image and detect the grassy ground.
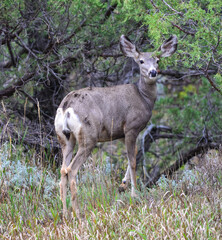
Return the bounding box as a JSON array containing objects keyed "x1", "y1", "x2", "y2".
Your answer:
[{"x1": 0, "y1": 143, "x2": 221, "y2": 240}]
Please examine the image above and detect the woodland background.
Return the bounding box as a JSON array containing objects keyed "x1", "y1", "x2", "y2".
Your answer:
[{"x1": 0, "y1": 0, "x2": 221, "y2": 239}]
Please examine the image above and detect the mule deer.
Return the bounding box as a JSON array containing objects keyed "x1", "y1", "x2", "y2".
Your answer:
[{"x1": 55, "y1": 35, "x2": 177, "y2": 216}]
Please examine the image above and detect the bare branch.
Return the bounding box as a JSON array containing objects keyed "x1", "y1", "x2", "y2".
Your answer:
[
  {"x1": 0, "y1": 48, "x2": 28, "y2": 69},
  {"x1": 15, "y1": 33, "x2": 39, "y2": 59},
  {"x1": 149, "y1": 0, "x2": 159, "y2": 10},
  {"x1": 204, "y1": 58, "x2": 222, "y2": 95},
  {"x1": 161, "y1": 0, "x2": 183, "y2": 16},
  {"x1": 0, "y1": 72, "x2": 35, "y2": 100},
  {"x1": 58, "y1": 19, "x2": 87, "y2": 45},
  {"x1": 170, "y1": 21, "x2": 195, "y2": 36},
  {"x1": 18, "y1": 89, "x2": 54, "y2": 120},
  {"x1": 49, "y1": 55, "x2": 79, "y2": 67},
  {"x1": 101, "y1": 3, "x2": 118, "y2": 23},
  {"x1": 159, "y1": 69, "x2": 217, "y2": 78},
  {"x1": 148, "y1": 1, "x2": 195, "y2": 36},
  {"x1": 0, "y1": 27, "x2": 23, "y2": 45},
  {"x1": 6, "y1": 38, "x2": 16, "y2": 67},
  {"x1": 205, "y1": 73, "x2": 222, "y2": 95}
]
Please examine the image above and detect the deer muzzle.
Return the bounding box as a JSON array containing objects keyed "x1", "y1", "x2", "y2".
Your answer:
[{"x1": 149, "y1": 69, "x2": 157, "y2": 78}]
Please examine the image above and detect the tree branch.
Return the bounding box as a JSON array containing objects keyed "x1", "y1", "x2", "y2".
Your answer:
[
  {"x1": 170, "y1": 21, "x2": 195, "y2": 36},
  {"x1": 0, "y1": 27, "x2": 23, "y2": 45},
  {"x1": 0, "y1": 72, "x2": 35, "y2": 100},
  {"x1": 204, "y1": 58, "x2": 222, "y2": 95},
  {"x1": 58, "y1": 19, "x2": 87, "y2": 46},
  {"x1": 6, "y1": 39, "x2": 16, "y2": 67},
  {"x1": 145, "y1": 142, "x2": 221, "y2": 188},
  {"x1": 101, "y1": 3, "x2": 118, "y2": 24},
  {"x1": 161, "y1": 0, "x2": 183, "y2": 16},
  {"x1": 149, "y1": 0, "x2": 159, "y2": 10},
  {"x1": 0, "y1": 48, "x2": 28, "y2": 69},
  {"x1": 148, "y1": 0, "x2": 195, "y2": 36},
  {"x1": 159, "y1": 69, "x2": 217, "y2": 78},
  {"x1": 205, "y1": 73, "x2": 222, "y2": 95}
]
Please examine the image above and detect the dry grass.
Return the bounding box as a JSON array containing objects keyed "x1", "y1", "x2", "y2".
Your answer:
[{"x1": 0, "y1": 145, "x2": 221, "y2": 240}]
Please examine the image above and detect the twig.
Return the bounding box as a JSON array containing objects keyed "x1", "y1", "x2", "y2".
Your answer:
[
  {"x1": 204, "y1": 59, "x2": 222, "y2": 95},
  {"x1": 0, "y1": 72, "x2": 35, "y2": 100},
  {"x1": 18, "y1": 89, "x2": 54, "y2": 120},
  {"x1": 159, "y1": 69, "x2": 216, "y2": 77},
  {"x1": 149, "y1": 0, "x2": 195, "y2": 36},
  {"x1": 149, "y1": 0, "x2": 159, "y2": 10},
  {"x1": 6, "y1": 38, "x2": 16, "y2": 67},
  {"x1": 0, "y1": 27, "x2": 23, "y2": 45},
  {"x1": 161, "y1": 0, "x2": 183, "y2": 16},
  {"x1": 103, "y1": 3, "x2": 118, "y2": 22},
  {"x1": 170, "y1": 22, "x2": 195, "y2": 36},
  {"x1": 15, "y1": 33, "x2": 39, "y2": 60},
  {"x1": 205, "y1": 73, "x2": 222, "y2": 95}
]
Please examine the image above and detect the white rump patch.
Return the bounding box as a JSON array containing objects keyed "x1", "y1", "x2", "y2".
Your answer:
[
  {"x1": 54, "y1": 108, "x2": 64, "y2": 135},
  {"x1": 65, "y1": 108, "x2": 82, "y2": 137},
  {"x1": 55, "y1": 107, "x2": 82, "y2": 138}
]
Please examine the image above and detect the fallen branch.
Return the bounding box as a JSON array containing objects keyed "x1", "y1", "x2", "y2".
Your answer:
[
  {"x1": 145, "y1": 142, "x2": 221, "y2": 188},
  {"x1": 136, "y1": 124, "x2": 221, "y2": 188}
]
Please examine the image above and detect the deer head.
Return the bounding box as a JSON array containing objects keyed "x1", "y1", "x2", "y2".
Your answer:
[{"x1": 120, "y1": 35, "x2": 177, "y2": 83}]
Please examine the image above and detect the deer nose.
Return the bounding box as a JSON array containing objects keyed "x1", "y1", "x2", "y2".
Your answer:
[{"x1": 150, "y1": 69, "x2": 157, "y2": 78}]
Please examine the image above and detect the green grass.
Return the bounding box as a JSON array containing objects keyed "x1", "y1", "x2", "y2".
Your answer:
[{"x1": 0, "y1": 143, "x2": 221, "y2": 239}]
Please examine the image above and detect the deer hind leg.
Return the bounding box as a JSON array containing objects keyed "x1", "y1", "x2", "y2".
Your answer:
[
  {"x1": 66, "y1": 141, "x2": 95, "y2": 216},
  {"x1": 58, "y1": 134, "x2": 76, "y2": 217}
]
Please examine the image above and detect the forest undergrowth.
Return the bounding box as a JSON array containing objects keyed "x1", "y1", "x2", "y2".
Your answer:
[{"x1": 0, "y1": 142, "x2": 221, "y2": 240}]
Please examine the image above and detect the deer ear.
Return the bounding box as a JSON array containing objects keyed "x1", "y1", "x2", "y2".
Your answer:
[
  {"x1": 159, "y1": 35, "x2": 178, "y2": 58},
  {"x1": 120, "y1": 35, "x2": 140, "y2": 59}
]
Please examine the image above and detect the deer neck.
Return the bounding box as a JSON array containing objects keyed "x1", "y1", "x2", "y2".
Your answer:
[{"x1": 137, "y1": 75, "x2": 157, "y2": 110}]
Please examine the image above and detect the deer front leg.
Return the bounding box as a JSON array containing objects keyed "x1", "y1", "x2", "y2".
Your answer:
[
  {"x1": 119, "y1": 143, "x2": 138, "y2": 193},
  {"x1": 125, "y1": 132, "x2": 138, "y2": 197}
]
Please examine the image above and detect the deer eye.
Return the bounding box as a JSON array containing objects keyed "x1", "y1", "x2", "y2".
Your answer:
[{"x1": 140, "y1": 60, "x2": 144, "y2": 64}]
